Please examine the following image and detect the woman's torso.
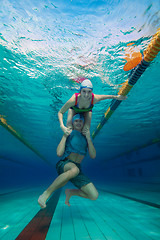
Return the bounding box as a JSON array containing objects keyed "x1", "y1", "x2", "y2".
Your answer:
[
  {"x1": 71, "y1": 93, "x2": 94, "y2": 113},
  {"x1": 77, "y1": 93, "x2": 92, "y2": 108}
]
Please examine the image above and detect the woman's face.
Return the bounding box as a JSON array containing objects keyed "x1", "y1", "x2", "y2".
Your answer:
[
  {"x1": 81, "y1": 88, "x2": 92, "y2": 100},
  {"x1": 73, "y1": 119, "x2": 84, "y2": 131}
]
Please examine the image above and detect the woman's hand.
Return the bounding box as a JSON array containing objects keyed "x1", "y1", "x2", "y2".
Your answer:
[
  {"x1": 116, "y1": 95, "x2": 127, "y2": 100},
  {"x1": 60, "y1": 125, "x2": 72, "y2": 136}
]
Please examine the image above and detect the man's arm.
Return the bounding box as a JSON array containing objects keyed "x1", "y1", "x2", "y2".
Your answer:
[
  {"x1": 84, "y1": 130, "x2": 96, "y2": 159},
  {"x1": 56, "y1": 134, "x2": 68, "y2": 157}
]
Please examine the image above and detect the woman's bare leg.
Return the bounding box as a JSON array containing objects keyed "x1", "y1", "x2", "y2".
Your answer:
[
  {"x1": 38, "y1": 162, "x2": 79, "y2": 208},
  {"x1": 65, "y1": 182, "x2": 98, "y2": 206},
  {"x1": 82, "y1": 111, "x2": 92, "y2": 134}
]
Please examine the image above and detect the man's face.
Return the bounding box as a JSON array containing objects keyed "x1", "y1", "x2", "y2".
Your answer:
[{"x1": 73, "y1": 119, "x2": 84, "y2": 131}]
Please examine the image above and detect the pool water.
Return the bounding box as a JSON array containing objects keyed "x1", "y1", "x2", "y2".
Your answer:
[{"x1": 0, "y1": 0, "x2": 160, "y2": 239}]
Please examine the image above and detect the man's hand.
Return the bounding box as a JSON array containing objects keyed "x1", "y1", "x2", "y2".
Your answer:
[
  {"x1": 83, "y1": 126, "x2": 96, "y2": 159},
  {"x1": 82, "y1": 125, "x2": 91, "y2": 140}
]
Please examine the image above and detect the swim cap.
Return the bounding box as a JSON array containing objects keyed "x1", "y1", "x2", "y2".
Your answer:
[
  {"x1": 80, "y1": 79, "x2": 93, "y2": 91},
  {"x1": 72, "y1": 114, "x2": 84, "y2": 123}
]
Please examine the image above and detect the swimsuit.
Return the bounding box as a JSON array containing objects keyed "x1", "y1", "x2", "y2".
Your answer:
[
  {"x1": 56, "y1": 158, "x2": 91, "y2": 189},
  {"x1": 56, "y1": 130, "x2": 91, "y2": 189},
  {"x1": 71, "y1": 93, "x2": 94, "y2": 113}
]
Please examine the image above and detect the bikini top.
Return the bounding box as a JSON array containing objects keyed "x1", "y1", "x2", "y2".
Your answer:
[
  {"x1": 61, "y1": 130, "x2": 88, "y2": 160},
  {"x1": 71, "y1": 93, "x2": 94, "y2": 113}
]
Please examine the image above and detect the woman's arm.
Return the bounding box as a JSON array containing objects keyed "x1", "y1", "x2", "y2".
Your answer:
[
  {"x1": 58, "y1": 94, "x2": 75, "y2": 135},
  {"x1": 84, "y1": 130, "x2": 96, "y2": 159},
  {"x1": 94, "y1": 94, "x2": 127, "y2": 104},
  {"x1": 56, "y1": 134, "x2": 68, "y2": 157}
]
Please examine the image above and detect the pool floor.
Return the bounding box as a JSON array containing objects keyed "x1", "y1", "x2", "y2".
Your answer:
[{"x1": 0, "y1": 183, "x2": 160, "y2": 240}]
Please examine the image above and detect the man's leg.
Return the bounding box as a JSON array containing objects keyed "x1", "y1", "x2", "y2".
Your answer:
[
  {"x1": 65, "y1": 183, "x2": 98, "y2": 206},
  {"x1": 38, "y1": 162, "x2": 80, "y2": 208}
]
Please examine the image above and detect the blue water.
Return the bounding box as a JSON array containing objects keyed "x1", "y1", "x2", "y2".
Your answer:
[
  {"x1": 0, "y1": 0, "x2": 160, "y2": 188},
  {"x1": 0, "y1": 1, "x2": 160, "y2": 239}
]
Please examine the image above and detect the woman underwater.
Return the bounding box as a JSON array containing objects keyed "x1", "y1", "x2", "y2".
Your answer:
[{"x1": 58, "y1": 79, "x2": 126, "y2": 136}]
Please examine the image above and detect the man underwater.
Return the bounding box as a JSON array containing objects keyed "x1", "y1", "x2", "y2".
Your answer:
[{"x1": 38, "y1": 113, "x2": 98, "y2": 208}]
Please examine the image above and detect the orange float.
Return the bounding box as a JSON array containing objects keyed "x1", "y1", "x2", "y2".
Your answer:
[{"x1": 123, "y1": 43, "x2": 142, "y2": 71}]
